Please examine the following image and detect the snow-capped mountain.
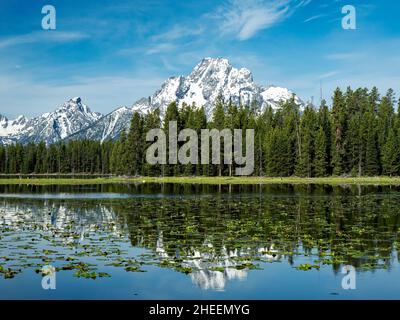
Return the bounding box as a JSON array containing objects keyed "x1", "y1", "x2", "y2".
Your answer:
[
  {"x1": 0, "y1": 115, "x2": 28, "y2": 137},
  {"x1": 66, "y1": 106, "x2": 135, "y2": 142},
  {"x1": 0, "y1": 97, "x2": 102, "y2": 145},
  {"x1": 70, "y1": 57, "x2": 303, "y2": 142},
  {"x1": 137, "y1": 57, "x2": 303, "y2": 117},
  {"x1": 1, "y1": 58, "x2": 303, "y2": 144}
]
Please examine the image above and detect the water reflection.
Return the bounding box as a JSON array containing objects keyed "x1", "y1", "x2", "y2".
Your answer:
[{"x1": 0, "y1": 183, "x2": 400, "y2": 291}]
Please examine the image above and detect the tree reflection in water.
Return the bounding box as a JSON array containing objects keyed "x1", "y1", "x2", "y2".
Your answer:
[{"x1": 0, "y1": 183, "x2": 399, "y2": 290}]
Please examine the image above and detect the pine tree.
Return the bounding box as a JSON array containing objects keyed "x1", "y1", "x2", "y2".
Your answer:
[
  {"x1": 281, "y1": 97, "x2": 300, "y2": 176},
  {"x1": 296, "y1": 104, "x2": 317, "y2": 177},
  {"x1": 194, "y1": 106, "x2": 207, "y2": 176},
  {"x1": 163, "y1": 102, "x2": 181, "y2": 176},
  {"x1": 142, "y1": 108, "x2": 162, "y2": 176},
  {"x1": 35, "y1": 142, "x2": 47, "y2": 173},
  {"x1": 224, "y1": 101, "x2": 238, "y2": 176},
  {"x1": 331, "y1": 88, "x2": 348, "y2": 175},
  {"x1": 314, "y1": 127, "x2": 327, "y2": 177},
  {"x1": 210, "y1": 97, "x2": 226, "y2": 176},
  {"x1": 0, "y1": 145, "x2": 5, "y2": 173},
  {"x1": 257, "y1": 106, "x2": 273, "y2": 176},
  {"x1": 126, "y1": 112, "x2": 144, "y2": 176},
  {"x1": 110, "y1": 131, "x2": 128, "y2": 175},
  {"x1": 368, "y1": 86, "x2": 380, "y2": 114},
  {"x1": 265, "y1": 127, "x2": 292, "y2": 176},
  {"x1": 317, "y1": 99, "x2": 332, "y2": 175},
  {"x1": 363, "y1": 112, "x2": 380, "y2": 176},
  {"x1": 382, "y1": 128, "x2": 400, "y2": 176},
  {"x1": 377, "y1": 89, "x2": 395, "y2": 169}
]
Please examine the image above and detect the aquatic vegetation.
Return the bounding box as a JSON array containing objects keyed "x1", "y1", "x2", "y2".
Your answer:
[
  {"x1": 124, "y1": 265, "x2": 145, "y2": 272},
  {"x1": 233, "y1": 262, "x2": 261, "y2": 270},
  {"x1": 295, "y1": 264, "x2": 321, "y2": 271},
  {"x1": 0, "y1": 265, "x2": 21, "y2": 279},
  {"x1": 174, "y1": 266, "x2": 193, "y2": 274},
  {"x1": 0, "y1": 183, "x2": 399, "y2": 297},
  {"x1": 74, "y1": 270, "x2": 98, "y2": 279},
  {"x1": 209, "y1": 266, "x2": 225, "y2": 272}
]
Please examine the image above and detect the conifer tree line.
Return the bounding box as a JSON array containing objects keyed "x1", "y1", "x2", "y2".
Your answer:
[
  {"x1": 1, "y1": 86, "x2": 400, "y2": 177},
  {"x1": 0, "y1": 140, "x2": 114, "y2": 175}
]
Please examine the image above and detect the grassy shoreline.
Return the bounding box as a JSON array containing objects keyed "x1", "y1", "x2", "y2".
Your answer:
[{"x1": 1, "y1": 176, "x2": 400, "y2": 185}]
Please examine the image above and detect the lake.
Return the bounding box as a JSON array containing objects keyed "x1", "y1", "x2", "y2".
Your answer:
[{"x1": 1, "y1": 183, "x2": 400, "y2": 299}]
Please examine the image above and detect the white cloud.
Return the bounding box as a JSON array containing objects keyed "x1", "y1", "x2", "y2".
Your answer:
[
  {"x1": 0, "y1": 31, "x2": 89, "y2": 49},
  {"x1": 295, "y1": 0, "x2": 312, "y2": 8},
  {"x1": 151, "y1": 24, "x2": 204, "y2": 42},
  {"x1": 318, "y1": 71, "x2": 341, "y2": 79},
  {"x1": 216, "y1": 0, "x2": 308, "y2": 41},
  {"x1": 217, "y1": 0, "x2": 290, "y2": 40},
  {"x1": 145, "y1": 43, "x2": 176, "y2": 55},
  {"x1": 140, "y1": 0, "x2": 311, "y2": 50},
  {"x1": 325, "y1": 52, "x2": 364, "y2": 61},
  {"x1": 304, "y1": 14, "x2": 324, "y2": 23}
]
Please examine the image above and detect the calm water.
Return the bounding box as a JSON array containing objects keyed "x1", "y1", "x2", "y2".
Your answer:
[{"x1": 1, "y1": 183, "x2": 400, "y2": 300}]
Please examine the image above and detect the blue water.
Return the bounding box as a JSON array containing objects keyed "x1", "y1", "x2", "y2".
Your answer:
[{"x1": 0, "y1": 183, "x2": 399, "y2": 299}]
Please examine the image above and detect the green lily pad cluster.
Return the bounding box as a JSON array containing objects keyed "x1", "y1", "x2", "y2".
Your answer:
[
  {"x1": 0, "y1": 265, "x2": 21, "y2": 279},
  {"x1": 295, "y1": 263, "x2": 321, "y2": 271}
]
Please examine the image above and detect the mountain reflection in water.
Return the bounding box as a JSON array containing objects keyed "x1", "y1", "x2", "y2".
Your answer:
[{"x1": 0, "y1": 183, "x2": 400, "y2": 293}]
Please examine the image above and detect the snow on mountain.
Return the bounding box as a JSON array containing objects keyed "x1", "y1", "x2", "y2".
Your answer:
[
  {"x1": 66, "y1": 106, "x2": 135, "y2": 142},
  {"x1": 0, "y1": 97, "x2": 102, "y2": 145},
  {"x1": 261, "y1": 86, "x2": 303, "y2": 108},
  {"x1": 132, "y1": 57, "x2": 303, "y2": 118},
  {"x1": 70, "y1": 57, "x2": 303, "y2": 142},
  {"x1": 1, "y1": 58, "x2": 303, "y2": 144},
  {"x1": 0, "y1": 115, "x2": 28, "y2": 137}
]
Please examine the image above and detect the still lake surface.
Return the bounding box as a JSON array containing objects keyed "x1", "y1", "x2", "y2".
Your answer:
[{"x1": 1, "y1": 183, "x2": 400, "y2": 299}]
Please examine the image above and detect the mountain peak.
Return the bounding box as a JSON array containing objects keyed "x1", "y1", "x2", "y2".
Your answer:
[
  {"x1": 262, "y1": 86, "x2": 302, "y2": 106},
  {"x1": 1, "y1": 57, "x2": 304, "y2": 145},
  {"x1": 12, "y1": 115, "x2": 28, "y2": 126},
  {"x1": 70, "y1": 97, "x2": 82, "y2": 104},
  {"x1": 131, "y1": 57, "x2": 303, "y2": 119},
  {"x1": 196, "y1": 57, "x2": 231, "y2": 68},
  {"x1": 0, "y1": 114, "x2": 8, "y2": 123},
  {"x1": 190, "y1": 57, "x2": 233, "y2": 82},
  {"x1": 66, "y1": 96, "x2": 83, "y2": 109},
  {"x1": 58, "y1": 97, "x2": 94, "y2": 114},
  {"x1": 0, "y1": 97, "x2": 103, "y2": 144},
  {"x1": 0, "y1": 114, "x2": 28, "y2": 138}
]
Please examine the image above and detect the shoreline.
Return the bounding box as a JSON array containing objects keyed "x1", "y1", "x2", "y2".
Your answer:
[{"x1": 1, "y1": 176, "x2": 400, "y2": 185}]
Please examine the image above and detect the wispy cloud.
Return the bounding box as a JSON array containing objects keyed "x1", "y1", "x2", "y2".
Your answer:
[
  {"x1": 318, "y1": 70, "x2": 341, "y2": 79},
  {"x1": 118, "y1": 42, "x2": 178, "y2": 56},
  {"x1": 325, "y1": 52, "x2": 364, "y2": 61},
  {"x1": 217, "y1": 0, "x2": 290, "y2": 40},
  {"x1": 141, "y1": 0, "x2": 311, "y2": 52},
  {"x1": 304, "y1": 14, "x2": 325, "y2": 23},
  {"x1": 295, "y1": 0, "x2": 312, "y2": 8},
  {"x1": 215, "y1": 0, "x2": 310, "y2": 41},
  {"x1": 145, "y1": 43, "x2": 176, "y2": 55},
  {"x1": 0, "y1": 31, "x2": 89, "y2": 50},
  {"x1": 151, "y1": 24, "x2": 204, "y2": 42}
]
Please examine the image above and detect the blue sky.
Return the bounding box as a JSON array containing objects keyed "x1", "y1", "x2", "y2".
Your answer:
[{"x1": 0, "y1": 0, "x2": 399, "y2": 118}]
